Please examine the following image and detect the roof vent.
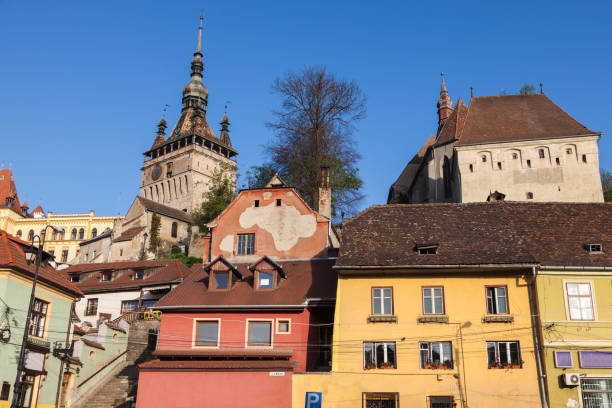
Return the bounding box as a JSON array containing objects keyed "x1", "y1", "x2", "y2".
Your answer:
[
  {"x1": 586, "y1": 243, "x2": 602, "y2": 254},
  {"x1": 416, "y1": 245, "x2": 438, "y2": 255}
]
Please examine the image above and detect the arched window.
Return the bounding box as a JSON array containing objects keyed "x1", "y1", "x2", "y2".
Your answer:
[
  {"x1": 91, "y1": 228, "x2": 97, "y2": 238},
  {"x1": 78, "y1": 228, "x2": 85, "y2": 239},
  {"x1": 171, "y1": 222, "x2": 178, "y2": 238},
  {"x1": 71, "y1": 228, "x2": 77, "y2": 240},
  {"x1": 16, "y1": 230, "x2": 22, "y2": 238},
  {"x1": 28, "y1": 230, "x2": 34, "y2": 241},
  {"x1": 52, "y1": 230, "x2": 58, "y2": 240}
]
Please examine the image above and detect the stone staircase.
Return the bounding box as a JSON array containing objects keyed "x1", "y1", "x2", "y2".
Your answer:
[{"x1": 79, "y1": 365, "x2": 139, "y2": 408}]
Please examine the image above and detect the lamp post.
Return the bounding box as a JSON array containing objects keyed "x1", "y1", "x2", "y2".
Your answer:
[{"x1": 11, "y1": 225, "x2": 64, "y2": 408}]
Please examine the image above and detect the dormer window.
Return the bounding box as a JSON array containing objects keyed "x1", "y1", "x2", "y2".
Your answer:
[
  {"x1": 70, "y1": 275, "x2": 80, "y2": 283},
  {"x1": 101, "y1": 272, "x2": 112, "y2": 282},
  {"x1": 133, "y1": 271, "x2": 144, "y2": 280},
  {"x1": 211, "y1": 270, "x2": 230, "y2": 290},
  {"x1": 587, "y1": 244, "x2": 602, "y2": 254},
  {"x1": 256, "y1": 270, "x2": 275, "y2": 290},
  {"x1": 417, "y1": 245, "x2": 438, "y2": 255}
]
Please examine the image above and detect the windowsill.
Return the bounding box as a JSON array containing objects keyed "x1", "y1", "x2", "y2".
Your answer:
[
  {"x1": 422, "y1": 365, "x2": 453, "y2": 370},
  {"x1": 482, "y1": 315, "x2": 514, "y2": 323},
  {"x1": 364, "y1": 366, "x2": 396, "y2": 370},
  {"x1": 488, "y1": 365, "x2": 523, "y2": 369},
  {"x1": 418, "y1": 315, "x2": 448, "y2": 323},
  {"x1": 367, "y1": 315, "x2": 398, "y2": 323}
]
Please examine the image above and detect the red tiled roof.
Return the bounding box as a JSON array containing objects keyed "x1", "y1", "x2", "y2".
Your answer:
[
  {"x1": 337, "y1": 203, "x2": 612, "y2": 268},
  {"x1": 0, "y1": 169, "x2": 22, "y2": 213},
  {"x1": 114, "y1": 226, "x2": 146, "y2": 242},
  {"x1": 155, "y1": 259, "x2": 336, "y2": 307},
  {"x1": 456, "y1": 94, "x2": 596, "y2": 146},
  {"x1": 153, "y1": 349, "x2": 293, "y2": 359},
  {"x1": 139, "y1": 359, "x2": 294, "y2": 371},
  {"x1": 64, "y1": 259, "x2": 191, "y2": 292},
  {"x1": 31, "y1": 205, "x2": 45, "y2": 216},
  {"x1": 136, "y1": 196, "x2": 191, "y2": 223},
  {"x1": 436, "y1": 99, "x2": 468, "y2": 144},
  {"x1": 0, "y1": 230, "x2": 83, "y2": 296}
]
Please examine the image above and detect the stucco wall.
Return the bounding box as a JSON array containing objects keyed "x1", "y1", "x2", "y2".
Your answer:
[{"x1": 75, "y1": 290, "x2": 141, "y2": 325}]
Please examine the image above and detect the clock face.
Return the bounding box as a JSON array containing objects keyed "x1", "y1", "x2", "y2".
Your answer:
[{"x1": 151, "y1": 164, "x2": 162, "y2": 181}]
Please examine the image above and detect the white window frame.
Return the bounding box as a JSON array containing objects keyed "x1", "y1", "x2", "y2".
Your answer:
[
  {"x1": 553, "y1": 350, "x2": 574, "y2": 368},
  {"x1": 577, "y1": 374, "x2": 612, "y2": 408},
  {"x1": 363, "y1": 342, "x2": 397, "y2": 369},
  {"x1": 371, "y1": 287, "x2": 393, "y2": 315},
  {"x1": 486, "y1": 286, "x2": 508, "y2": 315},
  {"x1": 563, "y1": 280, "x2": 597, "y2": 321},
  {"x1": 275, "y1": 318, "x2": 291, "y2": 334},
  {"x1": 192, "y1": 318, "x2": 221, "y2": 349},
  {"x1": 423, "y1": 287, "x2": 444, "y2": 315},
  {"x1": 419, "y1": 341, "x2": 453, "y2": 368},
  {"x1": 245, "y1": 319, "x2": 274, "y2": 349},
  {"x1": 486, "y1": 341, "x2": 521, "y2": 367}
]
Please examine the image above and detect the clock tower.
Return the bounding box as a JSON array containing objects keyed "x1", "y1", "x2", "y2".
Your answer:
[{"x1": 140, "y1": 15, "x2": 237, "y2": 213}]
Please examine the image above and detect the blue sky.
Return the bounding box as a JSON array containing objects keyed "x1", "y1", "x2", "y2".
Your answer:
[{"x1": 1, "y1": 0, "x2": 610, "y2": 216}]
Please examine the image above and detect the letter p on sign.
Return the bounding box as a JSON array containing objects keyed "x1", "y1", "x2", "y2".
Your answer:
[{"x1": 305, "y1": 392, "x2": 322, "y2": 408}]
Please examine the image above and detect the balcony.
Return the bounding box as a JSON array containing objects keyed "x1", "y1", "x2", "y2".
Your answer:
[{"x1": 27, "y1": 336, "x2": 51, "y2": 352}]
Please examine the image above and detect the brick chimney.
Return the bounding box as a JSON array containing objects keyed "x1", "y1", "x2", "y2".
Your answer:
[{"x1": 318, "y1": 167, "x2": 332, "y2": 219}]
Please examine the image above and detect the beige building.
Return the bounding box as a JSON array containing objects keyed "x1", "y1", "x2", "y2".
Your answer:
[
  {"x1": 0, "y1": 169, "x2": 121, "y2": 264},
  {"x1": 140, "y1": 16, "x2": 237, "y2": 213},
  {"x1": 388, "y1": 78, "x2": 604, "y2": 204}
]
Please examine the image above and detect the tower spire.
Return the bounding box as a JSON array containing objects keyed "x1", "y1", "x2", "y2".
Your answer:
[
  {"x1": 181, "y1": 14, "x2": 209, "y2": 113},
  {"x1": 219, "y1": 103, "x2": 232, "y2": 147},
  {"x1": 437, "y1": 72, "x2": 453, "y2": 134}
]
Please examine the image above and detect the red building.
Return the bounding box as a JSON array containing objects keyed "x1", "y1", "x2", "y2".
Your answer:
[{"x1": 136, "y1": 175, "x2": 338, "y2": 408}]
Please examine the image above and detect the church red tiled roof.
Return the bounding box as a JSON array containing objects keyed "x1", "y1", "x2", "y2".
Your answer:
[
  {"x1": 0, "y1": 169, "x2": 22, "y2": 213},
  {"x1": 0, "y1": 230, "x2": 83, "y2": 296}
]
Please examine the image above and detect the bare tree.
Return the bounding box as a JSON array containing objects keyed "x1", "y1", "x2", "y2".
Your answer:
[{"x1": 265, "y1": 66, "x2": 366, "y2": 218}]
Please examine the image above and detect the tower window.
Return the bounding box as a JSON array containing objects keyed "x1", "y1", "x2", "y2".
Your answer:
[
  {"x1": 167, "y1": 162, "x2": 173, "y2": 178},
  {"x1": 538, "y1": 149, "x2": 545, "y2": 159},
  {"x1": 555, "y1": 157, "x2": 560, "y2": 165},
  {"x1": 254, "y1": 200, "x2": 259, "y2": 208},
  {"x1": 276, "y1": 199, "x2": 281, "y2": 206},
  {"x1": 469, "y1": 164, "x2": 473, "y2": 173},
  {"x1": 512, "y1": 153, "x2": 518, "y2": 160},
  {"x1": 582, "y1": 154, "x2": 587, "y2": 163},
  {"x1": 526, "y1": 160, "x2": 531, "y2": 168},
  {"x1": 171, "y1": 222, "x2": 178, "y2": 238},
  {"x1": 526, "y1": 192, "x2": 534, "y2": 200},
  {"x1": 497, "y1": 162, "x2": 502, "y2": 170},
  {"x1": 481, "y1": 155, "x2": 487, "y2": 163},
  {"x1": 566, "y1": 148, "x2": 572, "y2": 154}
]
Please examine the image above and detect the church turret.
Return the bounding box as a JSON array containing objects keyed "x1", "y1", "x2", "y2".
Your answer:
[
  {"x1": 182, "y1": 14, "x2": 209, "y2": 113},
  {"x1": 150, "y1": 107, "x2": 167, "y2": 149},
  {"x1": 437, "y1": 72, "x2": 453, "y2": 134},
  {"x1": 219, "y1": 105, "x2": 232, "y2": 147}
]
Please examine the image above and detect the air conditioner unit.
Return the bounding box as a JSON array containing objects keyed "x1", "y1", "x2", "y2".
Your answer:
[{"x1": 563, "y1": 373, "x2": 581, "y2": 386}]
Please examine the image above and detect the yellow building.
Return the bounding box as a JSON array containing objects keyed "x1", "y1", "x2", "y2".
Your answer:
[
  {"x1": 536, "y1": 244, "x2": 612, "y2": 407},
  {"x1": 0, "y1": 169, "x2": 121, "y2": 264}
]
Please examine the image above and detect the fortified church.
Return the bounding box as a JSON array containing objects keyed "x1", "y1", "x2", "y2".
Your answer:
[{"x1": 77, "y1": 16, "x2": 237, "y2": 263}]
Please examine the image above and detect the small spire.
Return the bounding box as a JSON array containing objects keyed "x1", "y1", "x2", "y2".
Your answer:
[
  {"x1": 219, "y1": 102, "x2": 231, "y2": 146},
  {"x1": 441, "y1": 72, "x2": 447, "y2": 92},
  {"x1": 437, "y1": 73, "x2": 452, "y2": 132},
  {"x1": 540, "y1": 83, "x2": 544, "y2": 94},
  {"x1": 196, "y1": 12, "x2": 203, "y2": 56}
]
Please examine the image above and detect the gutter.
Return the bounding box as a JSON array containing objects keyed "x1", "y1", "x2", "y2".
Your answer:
[
  {"x1": 538, "y1": 265, "x2": 612, "y2": 271},
  {"x1": 454, "y1": 132, "x2": 601, "y2": 148},
  {"x1": 155, "y1": 304, "x2": 308, "y2": 310},
  {"x1": 334, "y1": 263, "x2": 537, "y2": 271},
  {"x1": 528, "y1": 266, "x2": 549, "y2": 408}
]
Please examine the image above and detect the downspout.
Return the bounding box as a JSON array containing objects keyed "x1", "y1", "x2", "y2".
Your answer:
[
  {"x1": 55, "y1": 300, "x2": 75, "y2": 407},
  {"x1": 528, "y1": 265, "x2": 549, "y2": 408}
]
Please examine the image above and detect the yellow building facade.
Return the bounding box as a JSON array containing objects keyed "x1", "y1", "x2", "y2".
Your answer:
[
  {"x1": 293, "y1": 270, "x2": 542, "y2": 408},
  {"x1": 536, "y1": 267, "x2": 612, "y2": 408},
  {"x1": 0, "y1": 208, "x2": 120, "y2": 264}
]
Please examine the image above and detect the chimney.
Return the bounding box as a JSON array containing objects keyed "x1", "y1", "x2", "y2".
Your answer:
[{"x1": 318, "y1": 167, "x2": 332, "y2": 219}]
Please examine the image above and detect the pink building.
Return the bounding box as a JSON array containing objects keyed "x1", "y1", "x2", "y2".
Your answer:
[{"x1": 136, "y1": 176, "x2": 338, "y2": 408}]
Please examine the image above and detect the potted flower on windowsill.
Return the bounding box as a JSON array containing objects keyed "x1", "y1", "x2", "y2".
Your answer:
[
  {"x1": 510, "y1": 360, "x2": 524, "y2": 369},
  {"x1": 488, "y1": 361, "x2": 500, "y2": 369},
  {"x1": 380, "y1": 362, "x2": 395, "y2": 369},
  {"x1": 364, "y1": 363, "x2": 376, "y2": 370},
  {"x1": 441, "y1": 360, "x2": 452, "y2": 369}
]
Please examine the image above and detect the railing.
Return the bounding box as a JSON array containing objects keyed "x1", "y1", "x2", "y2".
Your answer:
[{"x1": 27, "y1": 336, "x2": 51, "y2": 351}]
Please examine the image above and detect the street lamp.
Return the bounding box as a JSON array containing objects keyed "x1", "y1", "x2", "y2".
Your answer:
[{"x1": 11, "y1": 225, "x2": 64, "y2": 408}]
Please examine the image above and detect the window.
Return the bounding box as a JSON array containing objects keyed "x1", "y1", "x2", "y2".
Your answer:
[
  {"x1": 566, "y1": 148, "x2": 573, "y2": 154},
  {"x1": 211, "y1": 270, "x2": 230, "y2": 290},
  {"x1": 526, "y1": 159, "x2": 531, "y2": 168},
  {"x1": 0, "y1": 382, "x2": 10, "y2": 401},
  {"x1": 554, "y1": 350, "x2": 573, "y2": 368},
  {"x1": 256, "y1": 271, "x2": 275, "y2": 290},
  {"x1": 423, "y1": 287, "x2": 444, "y2": 315},
  {"x1": 101, "y1": 271, "x2": 112, "y2": 281},
  {"x1": 581, "y1": 378, "x2": 612, "y2": 408},
  {"x1": 237, "y1": 233, "x2": 255, "y2": 255},
  {"x1": 481, "y1": 155, "x2": 487, "y2": 162},
  {"x1": 582, "y1": 154, "x2": 588, "y2": 163},
  {"x1": 89, "y1": 350, "x2": 96, "y2": 360},
  {"x1": 85, "y1": 298, "x2": 98, "y2": 316},
  {"x1": 420, "y1": 341, "x2": 453, "y2": 368},
  {"x1": 364, "y1": 342, "x2": 396, "y2": 369},
  {"x1": 166, "y1": 162, "x2": 173, "y2": 178},
  {"x1": 276, "y1": 199, "x2": 282, "y2": 206},
  {"x1": 277, "y1": 320, "x2": 290, "y2": 333},
  {"x1": 78, "y1": 228, "x2": 84, "y2": 240},
  {"x1": 362, "y1": 392, "x2": 399, "y2": 408},
  {"x1": 71, "y1": 229, "x2": 77, "y2": 240},
  {"x1": 497, "y1": 162, "x2": 502, "y2": 170},
  {"x1": 133, "y1": 270, "x2": 144, "y2": 280},
  {"x1": 248, "y1": 321, "x2": 272, "y2": 346},
  {"x1": 142, "y1": 299, "x2": 157, "y2": 308},
  {"x1": 121, "y1": 300, "x2": 139, "y2": 314},
  {"x1": 429, "y1": 396, "x2": 455, "y2": 408},
  {"x1": 469, "y1": 164, "x2": 473, "y2": 172},
  {"x1": 538, "y1": 149, "x2": 545, "y2": 158},
  {"x1": 418, "y1": 245, "x2": 438, "y2": 255},
  {"x1": 70, "y1": 275, "x2": 79, "y2": 283},
  {"x1": 566, "y1": 282, "x2": 595, "y2": 320},
  {"x1": 28, "y1": 230, "x2": 34, "y2": 241},
  {"x1": 587, "y1": 244, "x2": 603, "y2": 254},
  {"x1": 526, "y1": 192, "x2": 534, "y2": 200},
  {"x1": 52, "y1": 230, "x2": 58, "y2": 240},
  {"x1": 486, "y1": 286, "x2": 508, "y2": 314},
  {"x1": 512, "y1": 153, "x2": 518, "y2": 160},
  {"x1": 16, "y1": 230, "x2": 22, "y2": 239},
  {"x1": 371, "y1": 288, "x2": 393, "y2": 315},
  {"x1": 91, "y1": 228, "x2": 97, "y2": 238},
  {"x1": 487, "y1": 341, "x2": 521, "y2": 368},
  {"x1": 556, "y1": 157, "x2": 560, "y2": 165},
  {"x1": 171, "y1": 222, "x2": 178, "y2": 238},
  {"x1": 61, "y1": 250, "x2": 68, "y2": 263},
  {"x1": 113, "y1": 333, "x2": 118, "y2": 342},
  {"x1": 29, "y1": 298, "x2": 48, "y2": 337},
  {"x1": 49, "y1": 249, "x2": 55, "y2": 257},
  {"x1": 196, "y1": 321, "x2": 219, "y2": 346},
  {"x1": 254, "y1": 200, "x2": 259, "y2": 207}
]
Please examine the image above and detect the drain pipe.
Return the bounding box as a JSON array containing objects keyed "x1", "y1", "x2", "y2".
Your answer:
[{"x1": 528, "y1": 265, "x2": 549, "y2": 408}]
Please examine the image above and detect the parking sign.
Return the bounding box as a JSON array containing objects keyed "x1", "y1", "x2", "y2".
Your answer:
[{"x1": 305, "y1": 392, "x2": 322, "y2": 408}]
